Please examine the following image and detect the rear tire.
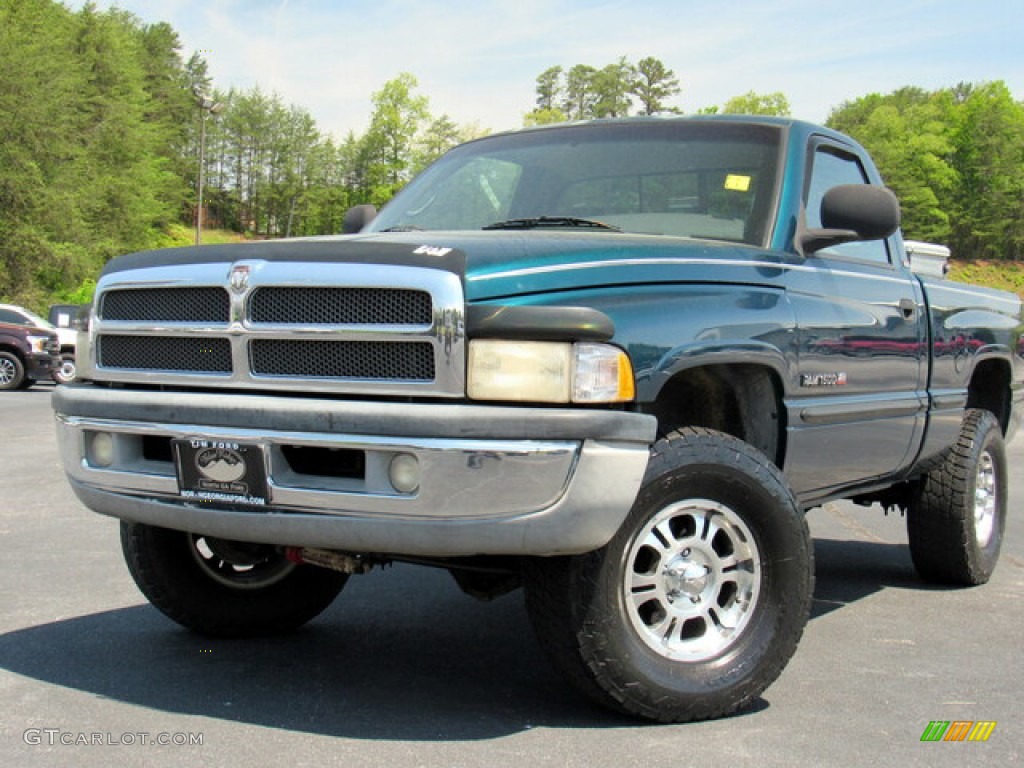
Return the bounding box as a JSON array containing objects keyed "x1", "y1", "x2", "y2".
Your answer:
[
  {"x1": 121, "y1": 522, "x2": 348, "y2": 637},
  {"x1": 907, "y1": 409, "x2": 1006, "y2": 585},
  {"x1": 525, "y1": 428, "x2": 813, "y2": 722}
]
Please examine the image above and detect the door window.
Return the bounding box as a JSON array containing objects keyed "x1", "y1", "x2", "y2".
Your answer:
[{"x1": 806, "y1": 147, "x2": 891, "y2": 264}]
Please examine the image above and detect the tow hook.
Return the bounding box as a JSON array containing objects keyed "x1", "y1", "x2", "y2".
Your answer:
[{"x1": 285, "y1": 547, "x2": 376, "y2": 575}]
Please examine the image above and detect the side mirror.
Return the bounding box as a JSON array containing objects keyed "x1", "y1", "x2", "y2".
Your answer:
[
  {"x1": 799, "y1": 184, "x2": 901, "y2": 255},
  {"x1": 341, "y1": 204, "x2": 377, "y2": 234}
]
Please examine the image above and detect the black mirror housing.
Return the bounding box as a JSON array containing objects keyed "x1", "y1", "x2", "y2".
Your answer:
[
  {"x1": 341, "y1": 204, "x2": 377, "y2": 234},
  {"x1": 800, "y1": 184, "x2": 901, "y2": 255}
]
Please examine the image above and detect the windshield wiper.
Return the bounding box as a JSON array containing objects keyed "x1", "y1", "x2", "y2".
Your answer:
[
  {"x1": 380, "y1": 224, "x2": 426, "y2": 232},
  {"x1": 482, "y1": 216, "x2": 621, "y2": 232}
]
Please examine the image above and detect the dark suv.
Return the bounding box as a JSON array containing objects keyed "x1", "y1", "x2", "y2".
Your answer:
[{"x1": 0, "y1": 304, "x2": 61, "y2": 390}]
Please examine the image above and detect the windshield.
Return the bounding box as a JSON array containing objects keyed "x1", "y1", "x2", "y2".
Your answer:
[
  {"x1": 0, "y1": 305, "x2": 54, "y2": 329},
  {"x1": 368, "y1": 120, "x2": 782, "y2": 245}
]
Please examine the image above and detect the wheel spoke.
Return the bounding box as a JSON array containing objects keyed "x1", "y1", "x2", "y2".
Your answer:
[
  {"x1": 700, "y1": 514, "x2": 724, "y2": 544},
  {"x1": 650, "y1": 519, "x2": 679, "y2": 551},
  {"x1": 630, "y1": 569, "x2": 660, "y2": 592}
]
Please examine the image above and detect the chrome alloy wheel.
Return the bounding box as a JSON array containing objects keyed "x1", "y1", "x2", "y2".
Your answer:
[
  {"x1": 974, "y1": 450, "x2": 997, "y2": 547},
  {"x1": 0, "y1": 356, "x2": 16, "y2": 386},
  {"x1": 624, "y1": 499, "x2": 761, "y2": 662},
  {"x1": 189, "y1": 535, "x2": 296, "y2": 590}
]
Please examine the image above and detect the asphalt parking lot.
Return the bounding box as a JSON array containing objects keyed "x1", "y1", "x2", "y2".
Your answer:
[{"x1": 1, "y1": 384, "x2": 1021, "y2": 767}]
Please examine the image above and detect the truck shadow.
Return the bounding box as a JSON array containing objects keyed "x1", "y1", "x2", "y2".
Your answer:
[
  {"x1": 0, "y1": 567, "x2": 630, "y2": 740},
  {"x1": 810, "y1": 537, "x2": 929, "y2": 619},
  {"x1": 0, "y1": 543, "x2": 934, "y2": 740}
]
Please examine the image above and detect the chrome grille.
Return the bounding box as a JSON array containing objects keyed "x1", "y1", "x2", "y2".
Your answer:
[
  {"x1": 250, "y1": 340, "x2": 435, "y2": 380},
  {"x1": 100, "y1": 287, "x2": 230, "y2": 323},
  {"x1": 250, "y1": 287, "x2": 431, "y2": 325},
  {"x1": 89, "y1": 260, "x2": 466, "y2": 397},
  {"x1": 98, "y1": 335, "x2": 232, "y2": 373}
]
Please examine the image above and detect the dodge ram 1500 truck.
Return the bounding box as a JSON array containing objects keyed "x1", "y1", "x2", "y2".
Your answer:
[{"x1": 53, "y1": 116, "x2": 1022, "y2": 723}]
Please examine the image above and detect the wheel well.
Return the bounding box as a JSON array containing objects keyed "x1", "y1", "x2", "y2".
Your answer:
[
  {"x1": 647, "y1": 364, "x2": 785, "y2": 465},
  {"x1": 966, "y1": 358, "x2": 1011, "y2": 435},
  {"x1": 0, "y1": 344, "x2": 25, "y2": 362}
]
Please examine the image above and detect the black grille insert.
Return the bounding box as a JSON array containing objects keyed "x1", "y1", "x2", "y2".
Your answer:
[
  {"x1": 250, "y1": 339, "x2": 434, "y2": 381},
  {"x1": 249, "y1": 287, "x2": 432, "y2": 325},
  {"x1": 100, "y1": 287, "x2": 230, "y2": 323},
  {"x1": 98, "y1": 335, "x2": 232, "y2": 373}
]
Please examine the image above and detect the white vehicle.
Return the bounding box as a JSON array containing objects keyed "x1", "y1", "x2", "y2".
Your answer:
[
  {"x1": 46, "y1": 304, "x2": 84, "y2": 384},
  {"x1": 905, "y1": 240, "x2": 951, "y2": 277}
]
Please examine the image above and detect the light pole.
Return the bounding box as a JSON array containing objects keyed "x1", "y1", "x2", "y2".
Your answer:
[{"x1": 195, "y1": 93, "x2": 222, "y2": 245}]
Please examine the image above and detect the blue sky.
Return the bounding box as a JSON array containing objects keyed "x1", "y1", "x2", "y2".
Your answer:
[{"x1": 73, "y1": 0, "x2": 1023, "y2": 138}]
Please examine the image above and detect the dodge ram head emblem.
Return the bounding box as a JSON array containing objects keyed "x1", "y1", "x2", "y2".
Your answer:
[
  {"x1": 195, "y1": 446, "x2": 247, "y2": 483},
  {"x1": 229, "y1": 264, "x2": 251, "y2": 293}
]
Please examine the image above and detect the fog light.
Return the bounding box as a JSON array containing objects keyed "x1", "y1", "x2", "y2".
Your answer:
[
  {"x1": 389, "y1": 453, "x2": 420, "y2": 494},
  {"x1": 89, "y1": 431, "x2": 114, "y2": 468}
]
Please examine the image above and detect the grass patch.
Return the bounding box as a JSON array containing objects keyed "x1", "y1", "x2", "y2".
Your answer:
[
  {"x1": 156, "y1": 223, "x2": 249, "y2": 248},
  {"x1": 947, "y1": 260, "x2": 1024, "y2": 299}
]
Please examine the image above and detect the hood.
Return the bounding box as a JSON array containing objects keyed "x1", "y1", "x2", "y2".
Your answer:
[
  {"x1": 350, "y1": 231, "x2": 788, "y2": 302},
  {"x1": 100, "y1": 230, "x2": 789, "y2": 303}
]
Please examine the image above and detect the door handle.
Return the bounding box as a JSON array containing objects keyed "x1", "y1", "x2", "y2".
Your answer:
[{"x1": 899, "y1": 298, "x2": 917, "y2": 321}]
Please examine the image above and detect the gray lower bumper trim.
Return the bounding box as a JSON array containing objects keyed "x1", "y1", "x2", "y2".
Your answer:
[
  {"x1": 55, "y1": 386, "x2": 657, "y2": 556},
  {"x1": 68, "y1": 438, "x2": 646, "y2": 557}
]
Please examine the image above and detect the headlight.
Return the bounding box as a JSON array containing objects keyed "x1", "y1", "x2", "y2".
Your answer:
[
  {"x1": 27, "y1": 335, "x2": 50, "y2": 353},
  {"x1": 468, "y1": 340, "x2": 634, "y2": 403}
]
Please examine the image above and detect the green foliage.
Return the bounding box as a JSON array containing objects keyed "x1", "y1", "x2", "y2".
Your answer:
[
  {"x1": 828, "y1": 82, "x2": 1024, "y2": 260},
  {"x1": 412, "y1": 114, "x2": 463, "y2": 175},
  {"x1": 535, "y1": 66, "x2": 563, "y2": 110},
  {"x1": 527, "y1": 56, "x2": 682, "y2": 124},
  {"x1": 632, "y1": 57, "x2": 682, "y2": 116},
  {"x1": 523, "y1": 106, "x2": 569, "y2": 126},
  {"x1": 592, "y1": 57, "x2": 634, "y2": 118},
  {"x1": 948, "y1": 260, "x2": 1024, "y2": 298},
  {"x1": 358, "y1": 73, "x2": 430, "y2": 205},
  {"x1": 721, "y1": 91, "x2": 791, "y2": 117},
  {"x1": 0, "y1": 0, "x2": 187, "y2": 306}
]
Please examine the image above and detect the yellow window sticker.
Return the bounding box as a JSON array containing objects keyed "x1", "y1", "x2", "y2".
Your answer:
[{"x1": 724, "y1": 174, "x2": 751, "y2": 192}]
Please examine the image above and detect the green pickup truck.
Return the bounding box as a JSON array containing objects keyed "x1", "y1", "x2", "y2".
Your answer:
[{"x1": 53, "y1": 116, "x2": 1022, "y2": 722}]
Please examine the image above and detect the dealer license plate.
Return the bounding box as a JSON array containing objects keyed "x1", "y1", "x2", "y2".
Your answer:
[{"x1": 173, "y1": 438, "x2": 268, "y2": 506}]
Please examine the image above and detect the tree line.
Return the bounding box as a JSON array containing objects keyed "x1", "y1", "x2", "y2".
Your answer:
[
  {"x1": 196, "y1": 72, "x2": 482, "y2": 240},
  {"x1": 1, "y1": 0, "x2": 1022, "y2": 311},
  {"x1": 0, "y1": 1, "x2": 477, "y2": 308},
  {"x1": 827, "y1": 82, "x2": 1024, "y2": 262}
]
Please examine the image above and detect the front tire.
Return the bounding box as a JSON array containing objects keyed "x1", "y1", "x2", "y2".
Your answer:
[
  {"x1": 0, "y1": 351, "x2": 25, "y2": 391},
  {"x1": 121, "y1": 522, "x2": 348, "y2": 637},
  {"x1": 525, "y1": 428, "x2": 813, "y2": 723},
  {"x1": 907, "y1": 409, "x2": 1007, "y2": 585}
]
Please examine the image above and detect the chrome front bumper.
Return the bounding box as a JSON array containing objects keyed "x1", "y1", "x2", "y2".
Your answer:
[{"x1": 53, "y1": 386, "x2": 656, "y2": 557}]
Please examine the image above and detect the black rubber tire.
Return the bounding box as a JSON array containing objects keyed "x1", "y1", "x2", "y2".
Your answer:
[
  {"x1": 0, "y1": 351, "x2": 25, "y2": 391},
  {"x1": 54, "y1": 354, "x2": 76, "y2": 384},
  {"x1": 121, "y1": 522, "x2": 348, "y2": 637},
  {"x1": 524, "y1": 427, "x2": 813, "y2": 723},
  {"x1": 907, "y1": 409, "x2": 1007, "y2": 586}
]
